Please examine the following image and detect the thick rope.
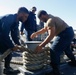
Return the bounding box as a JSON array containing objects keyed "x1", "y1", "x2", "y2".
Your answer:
[{"x1": 22, "y1": 47, "x2": 51, "y2": 71}]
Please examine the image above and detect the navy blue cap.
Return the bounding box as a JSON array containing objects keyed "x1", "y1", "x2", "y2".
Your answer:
[{"x1": 18, "y1": 7, "x2": 29, "y2": 14}]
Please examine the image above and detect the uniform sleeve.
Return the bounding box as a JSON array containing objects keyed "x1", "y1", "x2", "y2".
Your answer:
[
  {"x1": 2, "y1": 17, "x2": 14, "y2": 48},
  {"x1": 34, "y1": 16, "x2": 37, "y2": 32},
  {"x1": 11, "y1": 24, "x2": 20, "y2": 45},
  {"x1": 20, "y1": 23, "x2": 24, "y2": 32}
]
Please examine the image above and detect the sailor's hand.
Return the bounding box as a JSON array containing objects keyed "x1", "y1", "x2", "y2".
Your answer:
[
  {"x1": 12, "y1": 45, "x2": 22, "y2": 51},
  {"x1": 30, "y1": 33, "x2": 37, "y2": 39},
  {"x1": 21, "y1": 32, "x2": 24, "y2": 35},
  {"x1": 34, "y1": 45, "x2": 44, "y2": 53}
]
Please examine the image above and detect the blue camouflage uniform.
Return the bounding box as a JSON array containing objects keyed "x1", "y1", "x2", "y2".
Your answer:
[
  {"x1": 21, "y1": 11, "x2": 37, "y2": 41},
  {"x1": 0, "y1": 14, "x2": 20, "y2": 68}
]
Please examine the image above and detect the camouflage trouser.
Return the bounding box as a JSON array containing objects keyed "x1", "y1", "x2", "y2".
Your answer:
[
  {"x1": 50, "y1": 27, "x2": 75, "y2": 65},
  {"x1": 0, "y1": 44, "x2": 12, "y2": 68}
]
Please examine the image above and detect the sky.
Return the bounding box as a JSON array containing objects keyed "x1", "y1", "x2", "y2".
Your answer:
[{"x1": 0, "y1": 0, "x2": 76, "y2": 30}]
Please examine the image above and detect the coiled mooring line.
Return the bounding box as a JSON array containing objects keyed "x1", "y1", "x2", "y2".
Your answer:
[{"x1": 22, "y1": 47, "x2": 51, "y2": 71}]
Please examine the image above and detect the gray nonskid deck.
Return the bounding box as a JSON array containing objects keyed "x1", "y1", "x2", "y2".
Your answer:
[{"x1": 2, "y1": 51, "x2": 76, "y2": 75}]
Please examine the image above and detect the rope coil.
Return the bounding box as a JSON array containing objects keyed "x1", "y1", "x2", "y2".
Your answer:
[{"x1": 22, "y1": 47, "x2": 51, "y2": 71}]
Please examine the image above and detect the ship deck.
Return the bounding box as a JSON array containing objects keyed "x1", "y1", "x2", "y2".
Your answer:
[{"x1": 2, "y1": 50, "x2": 76, "y2": 75}]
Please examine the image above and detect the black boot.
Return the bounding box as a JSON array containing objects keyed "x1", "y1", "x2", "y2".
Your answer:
[
  {"x1": 3, "y1": 67, "x2": 20, "y2": 74},
  {"x1": 68, "y1": 60, "x2": 76, "y2": 67},
  {"x1": 45, "y1": 63, "x2": 61, "y2": 75},
  {"x1": 52, "y1": 63, "x2": 61, "y2": 74}
]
